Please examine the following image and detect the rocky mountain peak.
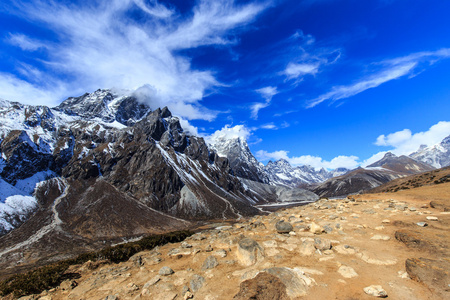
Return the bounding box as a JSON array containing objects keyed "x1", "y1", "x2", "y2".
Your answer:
[{"x1": 56, "y1": 89, "x2": 150, "y2": 126}]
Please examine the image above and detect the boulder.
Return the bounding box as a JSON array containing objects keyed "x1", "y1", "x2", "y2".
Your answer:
[
  {"x1": 236, "y1": 238, "x2": 264, "y2": 266},
  {"x1": 276, "y1": 220, "x2": 293, "y2": 234},
  {"x1": 233, "y1": 272, "x2": 288, "y2": 300},
  {"x1": 159, "y1": 266, "x2": 175, "y2": 276}
]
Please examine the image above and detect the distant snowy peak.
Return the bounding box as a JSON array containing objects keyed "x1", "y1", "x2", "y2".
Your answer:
[
  {"x1": 264, "y1": 159, "x2": 348, "y2": 187},
  {"x1": 209, "y1": 136, "x2": 269, "y2": 183},
  {"x1": 56, "y1": 89, "x2": 150, "y2": 126},
  {"x1": 410, "y1": 135, "x2": 450, "y2": 168}
]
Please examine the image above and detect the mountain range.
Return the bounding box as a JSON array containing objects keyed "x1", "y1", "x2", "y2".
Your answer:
[{"x1": 0, "y1": 89, "x2": 449, "y2": 274}]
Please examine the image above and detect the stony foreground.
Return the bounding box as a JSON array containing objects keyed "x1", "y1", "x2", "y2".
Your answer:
[{"x1": 11, "y1": 191, "x2": 450, "y2": 300}]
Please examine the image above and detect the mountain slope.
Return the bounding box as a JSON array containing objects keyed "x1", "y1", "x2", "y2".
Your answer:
[{"x1": 312, "y1": 152, "x2": 435, "y2": 198}]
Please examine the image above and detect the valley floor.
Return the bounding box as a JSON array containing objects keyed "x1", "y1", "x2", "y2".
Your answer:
[{"x1": 7, "y1": 183, "x2": 450, "y2": 300}]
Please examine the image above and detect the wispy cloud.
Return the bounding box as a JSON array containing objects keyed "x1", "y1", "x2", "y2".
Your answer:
[
  {"x1": 251, "y1": 86, "x2": 278, "y2": 119},
  {"x1": 1, "y1": 0, "x2": 270, "y2": 120},
  {"x1": 283, "y1": 62, "x2": 319, "y2": 79},
  {"x1": 256, "y1": 149, "x2": 360, "y2": 170},
  {"x1": 307, "y1": 48, "x2": 450, "y2": 108}
]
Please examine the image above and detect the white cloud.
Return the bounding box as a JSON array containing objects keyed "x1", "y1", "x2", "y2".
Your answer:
[
  {"x1": 178, "y1": 118, "x2": 200, "y2": 137},
  {"x1": 307, "y1": 48, "x2": 450, "y2": 108},
  {"x1": 206, "y1": 124, "x2": 251, "y2": 144},
  {"x1": 2, "y1": 0, "x2": 269, "y2": 120},
  {"x1": 251, "y1": 86, "x2": 278, "y2": 119},
  {"x1": 256, "y1": 150, "x2": 360, "y2": 170},
  {"x1": 7, "y1": 33, "x2": 47, "y2": 51},
  {"x1": 260, "y1": 123, "x2": 277, "y2": 130},
  {"x1": 373, "y1": 121, "x2": 450, "y2": 155},
  {"x1": 283, "y1": 62, "x2": 319, "y2": 79}
]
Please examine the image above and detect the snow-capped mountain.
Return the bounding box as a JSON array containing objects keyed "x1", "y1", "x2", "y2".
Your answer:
[
  {"x1": 410, "y1": 135, "x2": 450, "y2": 168},
  {"x1": 209, "y1": 135, "x2": 270, "y2": 184},
  {"x1": 264, "y1": 159, "x2": 342, "y2": 187}
]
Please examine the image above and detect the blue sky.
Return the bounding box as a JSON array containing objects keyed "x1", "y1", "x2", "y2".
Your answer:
[{"x1": 1, "y1": 0, "x2": 450, "y2": 169}]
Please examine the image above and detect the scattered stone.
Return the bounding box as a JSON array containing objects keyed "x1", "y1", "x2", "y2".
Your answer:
[
  {"x1": 143, "y1": 276, "x2": 161, "y2": 288},
  {"x1": 126, "y1": 283, "x2": 139, "y2": 292},
  {"x1": 309, "y1": 222, "x2": 324, "y2": 234},
  {"x1": 181, "y1": 242, "x2": 193, "y2": 248},
  {"x1": 314, "y1": 238, "x2": 331, "y2": 251},
  {"x1": 215, "y1": 249, "x2": 227, "y2": 257},
  {"x1": 104, "y1": 296, "x2": 118, "y2": 300},
  {"x1": 381, "y1": 219, "x2": 390, "y2": 224},
  {"x1": 357, "y1": 252, "x2": 397, "y2": 265},
  {"x1": 275, "y1": 220, "x2": 293, "y2": 234},
  {"x1": 233, "y1": 272, "x2": 288, "y2": 300},
  {"x1": 60, "y1": 279, "x2": 77, "y2": 291},
  {"x1": 159, "y1": 266, "x2": 175, "y2": 276},
  {"x1": 205, "y1": 245, "x2": 213, "y2": 252},
  {"x1": 426, "y1": 216, "x2": 438, "y2": 221},
  {"x1": 363, "y1": 285, "x2": 388, "y2": 298},
  {"x1": 323, "y1": 225, "x2": 333, "y2": 233},
  {"x1": 370, "y1": 235, "x2": 390, "y2": 241},
  {"x1": 202, "y1": 255, "x2": 219, "y2": 270},
  {"x1": 190, "y1": 274, "x2": 205, "y2": 292},
  {"x1": 262, "y1": 240, "x2": 277, "y2": 248},
  {"x1": 236, "y1": 238, "x2": 264, "y2": 266},
  {"x1": 416, "y1": 222, "x2": 428, "y2": 227},
  {"x1": 298, "y1": 240, "x2": 315, "y2": 256},
  {"x1": 397, "y1": 271, "x2": 409, "y2": 279},
  {"x1": 374, "y1": 226, "x2": 384, "y2": 231},
  {"x1": 338, "y1": 265, "x2": 358, "y2": 278},
  {"x1": 184, "y1": 291, "x2": 194, "y2": 299}
]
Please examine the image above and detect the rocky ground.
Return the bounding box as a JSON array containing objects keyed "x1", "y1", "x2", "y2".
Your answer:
[{"x1": 10, "y1": 183, "x2": 450, "y2": 300}]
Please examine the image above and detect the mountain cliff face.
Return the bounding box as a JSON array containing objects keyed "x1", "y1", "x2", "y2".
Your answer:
[
  {"x1": 209, "y1": 135, "x2": 270, "y2": 184},
  {"x1": 312, "y1": 152, "x2": 435, "y2": 198},
  {"x1": 410, "y1": 135, "x2": 450, "y2": 168}
]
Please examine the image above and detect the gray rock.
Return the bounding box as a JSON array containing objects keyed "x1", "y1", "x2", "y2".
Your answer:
[
  {"x1": 314, "y1": 238, "x2": 331, "y2": 251},
  {"x1": 416, "y1": 222, "x2": 428, "y2": 227},
  {"x1": 276, "y1": 220, "x2": 293, "y2": 233},
  {"x1": 202, "y1": 255, "x2": 219, "y2": 270},
  {"x1": 190, "y1": 274, "x2": 205, "y2": 292},
  {"x1": 236, "y1": 238, "x2": 265, "y2": 266},
  {"x1": 323, "y1": 225, "x2": 333, "y2": 233},
  {"x1": 263, "y1": 267, "x2": 308, "y2": 298},
  {"x1": 143, "y1": 276, "x2": 161, "y2": 288},
  {"x1": 159, "y1": 266, "x2": 175, "y2": 276}
]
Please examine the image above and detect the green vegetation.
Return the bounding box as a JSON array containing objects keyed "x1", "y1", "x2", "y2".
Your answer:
[{"x1": 0, "y1": 230, "x2": 192, "y2": 297}]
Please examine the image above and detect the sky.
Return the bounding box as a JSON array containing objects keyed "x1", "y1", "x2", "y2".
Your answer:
[{"x1": 1, "y1": 0, "x2": 450, "y2": 170}]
